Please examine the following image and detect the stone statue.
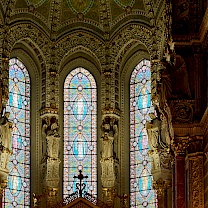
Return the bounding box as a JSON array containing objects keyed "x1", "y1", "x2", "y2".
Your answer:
[
  {"x1": 47, "y1": 117, "x2": 59, "y2": 137},
  {"x1": 113, "y1": 122, "x2": 118, "y2": 158},
  {"x1": 41, "y1": 116, "x2": 60, "y2": 160},
  {"x1": 171, "y1": 55, "x2": 191, "y2": 99},
  {"x1": 146, "y1": 113, "x2": 161, "y2": 150},
  {"x1": 0, "y1": 112, "x2": 13, "y2": 150},
  {"x1": 41, "y1": 118, "x2": 48, "y2": 162},
  {"x1": 160, "y1": 112, "x2": 171, "y2": 148},
  {"x1": 101, "y1": 132, "x2": 114, "y2": 159}
]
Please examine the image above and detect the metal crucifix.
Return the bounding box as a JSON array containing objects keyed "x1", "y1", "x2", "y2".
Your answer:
[{"x1": 73, "y1": 170, "x2": 88, "y2": 198}]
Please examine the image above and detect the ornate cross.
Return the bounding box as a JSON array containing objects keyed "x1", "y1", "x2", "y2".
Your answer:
[{"x1": 73, "y1": 170, "x2": 88, "y2": 197}]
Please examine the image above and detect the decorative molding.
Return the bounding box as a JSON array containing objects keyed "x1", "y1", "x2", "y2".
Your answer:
[
  {"x1": 188, "y1": 156, "x2": 204, "y2": 208},
  {"x1": 153, "y1": 178, "x2": 171, "y2": 197},
  {"x1": 200, "y1": 107, "x2": 208, "y2": 134}
]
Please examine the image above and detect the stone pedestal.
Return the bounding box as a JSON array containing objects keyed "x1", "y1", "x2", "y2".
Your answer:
[{"x1": 102, "y1": 187, "x2": 116, "y2": 207}]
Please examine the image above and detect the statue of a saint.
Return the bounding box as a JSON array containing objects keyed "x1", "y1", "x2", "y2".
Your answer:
[
  {"x1": 0, "y1": 112, "x2": 13, "y2": 150},
  {"x1": 146, "y1": 113, "x2": 161, "y2": 150},
  {"x1": 41, "y1": 118, "x2": 48, "y2": 162},
  {"x1": 101, "y1": 132, "x2": 114, "y2": 159}
]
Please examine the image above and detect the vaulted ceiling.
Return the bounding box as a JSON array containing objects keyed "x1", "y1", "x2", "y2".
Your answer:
[{"x1": 0, "y1": 0, "x2": 165, "y2": 38}]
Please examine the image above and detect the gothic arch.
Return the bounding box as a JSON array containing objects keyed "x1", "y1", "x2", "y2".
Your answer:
[
  {"x1": 7, "y1": 23, "x2": 50, "y2": 62},
  {"x1": 6, "y1": 48, "x2": 41, "y2": 203},
  {"x1": 59, "y1": 57, "x2": 102, "y2": 199},
  {"x1": 120, "y1": 50, "x2": 150, "y2": 195},
  {"x1": 59, "y1": 46, "x2": 102, "y2": 74},
  {"x1": 55, "y1": 32, "x2": 105, "y2": 67}
]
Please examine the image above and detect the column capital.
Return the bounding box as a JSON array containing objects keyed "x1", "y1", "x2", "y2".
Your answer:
[
  {"x1": 153, "y1": 178, "x2": 171, "y2": 197},
  {"x1": 187, "y1": 136, "x2": 203, "y2": 154},
  {"x1": 171, "y1": 136, "x2": 189, "y2": 156}
]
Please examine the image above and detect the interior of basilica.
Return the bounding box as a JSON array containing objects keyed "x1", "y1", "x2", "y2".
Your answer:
[{"x1": 0, "y1": 0, "x2": 207, "y2": 207}]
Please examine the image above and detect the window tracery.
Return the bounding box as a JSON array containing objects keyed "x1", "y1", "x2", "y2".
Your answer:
[
  {"x1": 63, "y1": 67, "x2": 97, "y2": 198},
  {"x1": 130, "y1": 59, "x2": 157, "y2": 207},
  {"x1": 3, "y1": 58, "x2": 30, "y2": 207}
]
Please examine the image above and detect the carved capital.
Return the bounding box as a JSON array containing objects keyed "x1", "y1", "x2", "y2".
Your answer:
[
  {"x1": 187, "y1": 136, "x2": 203, "y2": 154},
  {"x1": 171, "y1": 136, "x2": 189, "y2": 156},
  {"x1": 169, "y1": 100, "x2": 195, "y2": 123},
  {"x1": 153, "y1": 178, "x2": 171, "y2": 197}
]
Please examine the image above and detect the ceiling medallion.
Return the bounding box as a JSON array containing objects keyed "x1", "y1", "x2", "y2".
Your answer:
[
  {"x1": 66, "y1": 0, "x2": 95, "y2": 15},
  {"x1": 114, "y1": 0, "x2": 135, "y2": 9},
  {"x1": 26, "y1": 0, "x2": 47, "y2": 8}
]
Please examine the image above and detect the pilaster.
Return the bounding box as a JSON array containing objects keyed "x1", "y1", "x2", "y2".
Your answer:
[{"x1": 186, "y1": 136, "x2": 204, "y2": 208}]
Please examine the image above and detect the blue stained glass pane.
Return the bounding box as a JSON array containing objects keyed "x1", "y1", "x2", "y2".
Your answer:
[
  {"x1": 3, "y1": 58, "x2": 30, "y2": 207},
  {"x1": 63, "y1": 67, "x2": 97, "y2": 198},
  {"x1": 130, "y1": 60, "x2": 157, "y2": 207}
]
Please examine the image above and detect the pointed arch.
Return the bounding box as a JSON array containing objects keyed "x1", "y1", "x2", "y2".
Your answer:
[
  {"x1": 129, "y1": 59, "x2": 157, "y2": 207},
  {"x1": 3, "y1": 58, "x2": 30, "y2": 207},
  {"x1": 63, "y1": 67, "x2": 97, "y2": 197}
]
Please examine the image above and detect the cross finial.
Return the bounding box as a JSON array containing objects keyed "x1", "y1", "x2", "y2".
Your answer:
[{"x1": 73, "y1": 169, "x2": 88, "y2": 197}]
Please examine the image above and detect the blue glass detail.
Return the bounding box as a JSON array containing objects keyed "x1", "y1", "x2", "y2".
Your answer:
[
  {"x1": 73, "y1": 134, "x2": 88, "y2": 161},
  {"x1": 73, "y1": 95, "x2": 88, "y2": 121}
]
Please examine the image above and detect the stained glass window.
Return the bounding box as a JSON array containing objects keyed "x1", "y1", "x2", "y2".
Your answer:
[
  {"x1": 63, "y1": 67, "x2": 97, "y2": 198},
  {"x1": 3, "y1": 58, "x2": 30, "y2": 207},
  {"x1": 130, "y1": 59, "x2": 157, "y2": 207}
]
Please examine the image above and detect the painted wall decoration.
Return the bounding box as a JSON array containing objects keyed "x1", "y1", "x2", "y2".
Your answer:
[
  {"x1": 3, "y1": 58, "x2": 30, "y2": 207},
  {"x1": 25, "y1": 0, "x2": 47, "y2": 8},
  {"x1": 63, "y1": 67, "x2": 97, "y2": 198},
  {"x1": 113, "y1": 0, "x2": 135, "y2": 8},
  {"x1": 65, "y1": 0, "x2": 95, "y2": 14},
  {"x1": 130, "y1": 59, "x2": 157, "y2": 207}
]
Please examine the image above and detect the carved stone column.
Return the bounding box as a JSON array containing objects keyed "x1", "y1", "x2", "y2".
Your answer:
[
  {"x1": 40, "y1": 110, "x2": 60, "y2": 206},
  {"x1": 100, "y1": 108, "x2": 120, "y2": 207},
  {"x1": 171, "y1": 136, "x2": 189, "y2": 208},
  {"x1": 153, "y1": 178, "x2": 171, "y2": 208},
  {"x1": 186, "y1": 136, "x2": 203, "y2": 208}
]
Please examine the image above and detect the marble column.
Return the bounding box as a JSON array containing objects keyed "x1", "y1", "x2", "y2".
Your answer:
[{"x1": 171, "y1": 136, "x2": 189, "y2": 208}]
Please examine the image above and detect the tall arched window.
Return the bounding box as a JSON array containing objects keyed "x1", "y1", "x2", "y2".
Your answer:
[
  {"x1": 63, "y1": 67, "x2": 97, "y2": 198},
  {"x1": 3, "y1": 58, "x2": 30, "y2": 207},
  {"x1": 130, "y1": 59, "x2": 157, "y2": 207}
]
